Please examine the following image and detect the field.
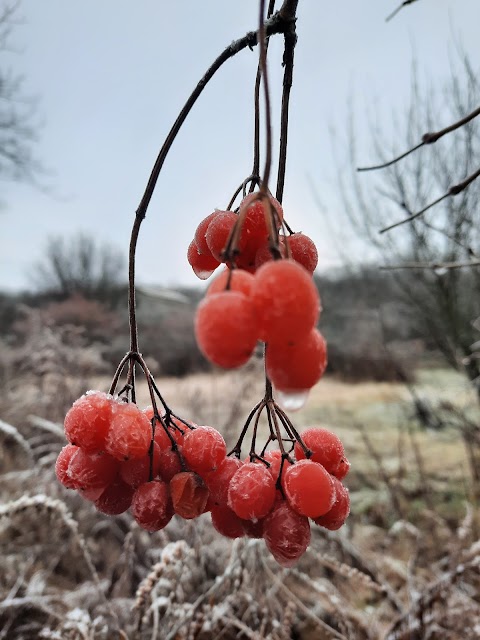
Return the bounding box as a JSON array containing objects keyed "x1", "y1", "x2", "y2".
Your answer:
[{"x1": 1, "y1": 366, "x2": 479, "y2": 639}]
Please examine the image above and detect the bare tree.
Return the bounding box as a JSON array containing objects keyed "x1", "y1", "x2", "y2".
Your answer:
[
  {"x1": 333, "y1": 52, "x2": 480, "y2": 391},
  {"x1": 0, "y1": 1, "x2": 38, "y2": 184},
  {"x1": 32, "y1": 233, "x2": 125, "y2": 304}
]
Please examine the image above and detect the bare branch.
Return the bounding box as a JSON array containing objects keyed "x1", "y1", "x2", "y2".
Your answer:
[
  {"x1": 385, "y1": 0, "x2": 420, "y2": 23},
  {"x1": 381, "y1": 259, "x2": 480, "y2": 271},
  {"x1": 358, "y1": 104, "x2": 480, "y2": 172},
  {"x1": 380, "y1": 166, "x2": 480, "y2": 233}
]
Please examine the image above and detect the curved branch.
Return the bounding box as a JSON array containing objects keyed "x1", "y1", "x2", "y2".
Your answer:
[{"x1": 127, "y1": 0, "x2": 298, "y2": 354}]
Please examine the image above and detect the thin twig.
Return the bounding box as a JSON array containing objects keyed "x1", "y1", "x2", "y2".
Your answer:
[
  {"x1": 385, "y1": 0, "x2": 420, "y2": 24},
  {"x1": 358, "y1": 104, "x2": 480, "y2": 172},
  {"x1": 380, "y1": 166, "x2": 480, "y2": 233},
  {"x1": 381, "y1": 259, "x2": 480, "y2": 270}
]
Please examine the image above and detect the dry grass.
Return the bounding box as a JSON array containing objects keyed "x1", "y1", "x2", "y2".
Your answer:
[{"x1": 1, "y1": 365, "x2": 479, "y2": 639}]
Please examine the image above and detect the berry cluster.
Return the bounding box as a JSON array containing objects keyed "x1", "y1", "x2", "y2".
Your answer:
[
  {"x1": 55, "y1": 391, "x2": 350, "y2": 567},
  {"x1": 189, "y1": 192, "x2": 326, "y2": 402}
]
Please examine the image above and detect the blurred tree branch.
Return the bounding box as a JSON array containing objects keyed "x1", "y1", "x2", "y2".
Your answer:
[
  {"x1": 0, "y1": 1, "x2": 39, "y2": 185},
  {"x1": 331, "y1": 52, "x2": 480, "y2": 393},
  {"x1": 386, "y1": 0, "x2": 420, "y2": 23}
]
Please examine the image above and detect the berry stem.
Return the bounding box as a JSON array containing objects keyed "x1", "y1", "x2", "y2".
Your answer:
[
  {"x1": 275, "y1": 0, "x2": 298, "y2": 204},
  {"x1": 226, "y1": 174, "x2": 259, "y2": 211},
  {"x1": 275, "y1": 404, "x2": 311, "y2": 457},
  {"x1": 228, "y1": 399, "x2": 265, "y2": 458},
  {"x1": 258, "y1": 0, "x2": 273, "y2": 194},
  {"x1": 108, "y1": 351, "x2": 134, "y2": 396}
]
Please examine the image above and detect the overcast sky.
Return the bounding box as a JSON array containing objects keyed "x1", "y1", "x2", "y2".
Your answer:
[{"x1": 2, "y1": 0, "x2": 480, "y2": 292}]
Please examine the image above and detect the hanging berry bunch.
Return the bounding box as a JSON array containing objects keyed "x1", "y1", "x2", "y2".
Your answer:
[{"x1": 54, "y1": 0, "x2": 351, "y2": 568}]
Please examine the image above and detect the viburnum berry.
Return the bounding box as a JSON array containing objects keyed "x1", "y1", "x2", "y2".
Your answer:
[
  {"x1": 228, "y1": 462, "x2": 276, "y2": 520},
  {"x1": 242, "y1": 517, "x2": 264, "y2": 539},
  {"x1": 194, "y1": 211, "x2": 220, "y2": 255},
  {"x1": 55, "y1": 444, "x2": 80, "y2": 489},
  {"x1": 95, "y1": 477, "x2": 134, "y2": 515},
  {"x1": 157, "y1": 446, "x2": 183, "y2": 483},
  {"x1": 254, "y1": 238, "x2": 286, "y2": 270},
  {"x1": 251, "y1": 259, "x2": 320, "y2": 343},
  {"x1": 78, "y1": 486, "x2": 105, "y2": 501},
  {"x1": 263, "y1": 501, "x2": 311, "y2": 567},
  {"x1": 294, "y1": 427, "x2": 349, "y2": 478},
  {"x1": 195, "y1": 291, "x2": 258, "y2": 369},
  {"x1": 187, "y1": 239, "x2": 220, "y2": 280},
  {"x1": 204, "y1": 456, "x2": 242, "y2": 506},
  {"x1": 67, "y1": 449, "x2": 119, "y2": 490},
  {"x1": 105, "y1": 401, "x2": 152, "y2": 461},
  {"x1": 238, "y1": 193, "x2": 283, "y2": 251},
  {"x1": 286, "y1": 233, "x2": 318, "y2": 274},
  {"x1": 170, "y1": 471, "x2": 209, "y2": 519},
  {"x1": 313, "y1": 477, "x2": 350, "y2": 530},
  {"x1": 334, "y1": 457, "x2": 351, "y2": 481},
  {"x1": 131, "y1": 480, "x2": 173, "y2": 531},
  {"x1": 205, "y1": 211, "x2": 239, "y2": 262},
  {"x1": 182, "y1": 426, "x2": 227, "y2": 474},
  {"x1": 206, "y1": 268, "x2": 255, "y2": 297},
  {"x1": 283, "y1": 459, "x2": 336, "y2": 518},
  {"x1": 210, "y1": 505, "x2": 245, "y2": 539},
  {"x1": 120, "y1": 442, "x2": 162, "y2": 488},
  {"x1": 262, "y1": 450, "x2": 290, "y2": 486},
  {"x1": 64, "y1": 391, "x2": 113, "y2": 453},
  {"x1": 266, "y1": 329, "x2": 327, "y2": 392}
]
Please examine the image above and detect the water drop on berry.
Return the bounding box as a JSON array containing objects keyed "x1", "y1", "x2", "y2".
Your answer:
[{"x1": 276, "y1": 389, "x2": 310, "y2": 411}]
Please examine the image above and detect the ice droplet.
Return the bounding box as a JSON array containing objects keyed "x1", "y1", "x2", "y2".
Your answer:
[
  {"x1": 193, "y1": 266, "x2": 216, "y2": 280},
  {"x1": 276, "y1": 389, "x2": 309, "y2": 411}
]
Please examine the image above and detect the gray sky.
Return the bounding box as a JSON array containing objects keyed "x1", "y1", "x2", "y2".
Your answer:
[{"x1": 2, "y1": 0, "x2": 480, "y2": 292}]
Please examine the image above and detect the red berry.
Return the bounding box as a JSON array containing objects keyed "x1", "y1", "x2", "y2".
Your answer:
[
  {"x1": 238, "y1": 193, "x2": 283, "y2": 250},
  {"x1": 195, "y1": 291, "x2": 258, "y2": 369},
  {"x1": 194, "y1": 211, "x2": 220, "y2": 255},
  {"x1": 187, "y1": 239, "x2": 220, "y2": 279},
  {"x1": 228, "y1": 462, "x2": 276, "y2": 521},
  {"x1": 284, "y1": 460, "x2": 336, "y2": 518},
  {"x1": 106, "y1": 402, "x2": 152, "y2": 461},
  {"x1": 55, "y1": 444, "x2": 80, "y2": 489},
  {"x1": 206, "y1": 268, "x2": 255, "y2": 297},
  {"x1": 95, "y1": 478, "x2": 134, "y2": 515},
  {"x1": 286, "y1": 233, "x2": 318, "y2": 274},
  {"x1": 294, "y1": 428, "x2": 347, "y2": 477},
  {"x1": 120, "y1": 442, "x2": 162, "y2": 488},
  {"x1": 67, "y1": 449, "x2": 119, "y2": 490},
  {"x1": 263, "y1": 501, "x2": 311, "y2": 567},
  {"x1": 170, "y1": 471, "x2": 209, "y2": 519},
  {"x1": 157, "y1": 447, "x2": 183, "y2": 483},
  {"x1": 210, "y1": 505, "x2": 245, "y2": 539},
  {"x1": 313, "y1": 477, "x2": 350, "y2": 530},
  {"x1": 262, "y1": 450, "x2": 289, "y2": 486},
  {"x1": 335, "y1": 456, "x2": 351, "y2": 480},
  {"x1": 64, "y1": 391, "x2": 113, "y2": 452},
  {"x1": 204, "y1": 456, "x2": 243, "y2": 505},
  {"x1": 242, "y1": 517, "x2": 264, "y2": 539},
  {"x1": 205, "y1": 211, "x2": 238, "y2": 262},
  {"x1": 131, "y1": 480, "x2": 173, "y2": 531},
  {"x1": 254, "y1": 238, "x2": 286, "y2": 270},
  {"x1": 182, "y1": 426, "x2": 227, "y2": 474},
  {"x1": 266, "y1": 329, "x2": 327, "y2": 392},
  {"x1": 78, "y1": 486, "x2": 104, "y2": 501},
  {"x1": 251, "y1": 260, "x2": 320, "y2": 342}
]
